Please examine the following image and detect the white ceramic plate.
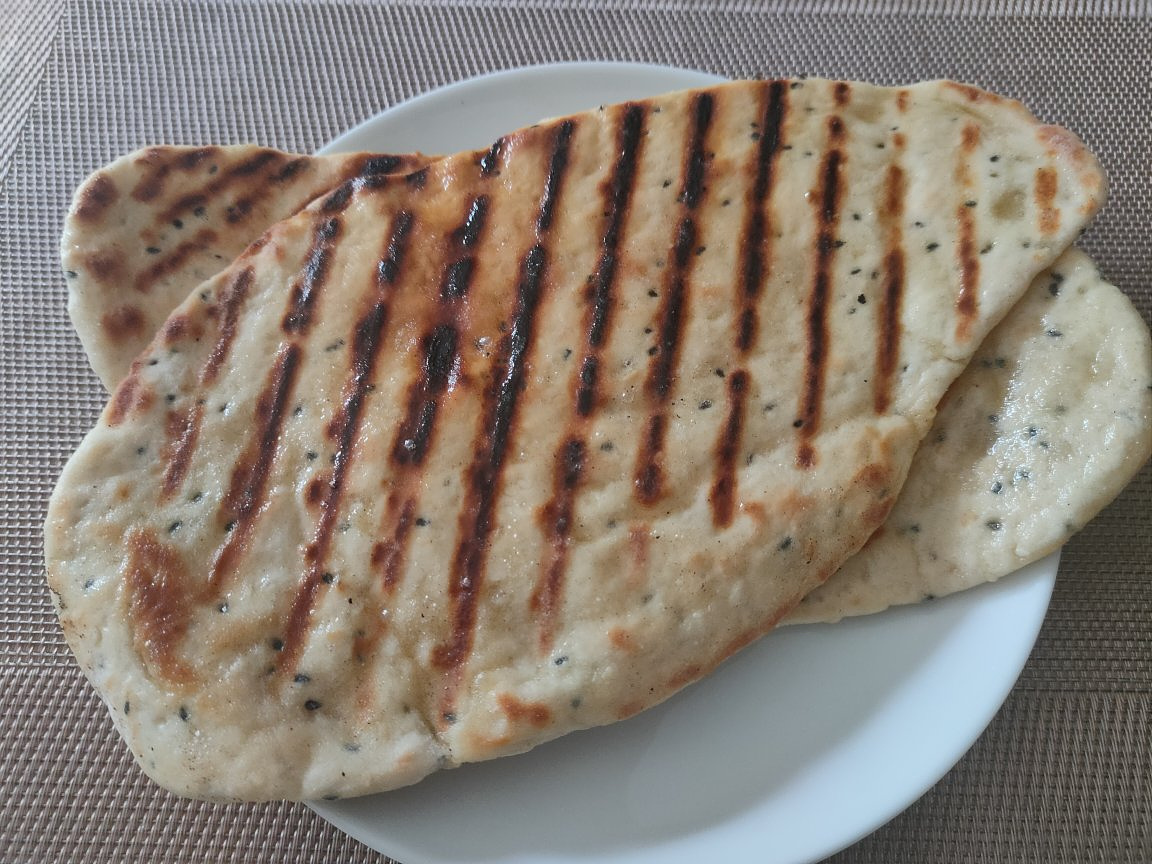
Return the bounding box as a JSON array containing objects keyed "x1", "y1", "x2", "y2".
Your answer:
[{"x1": 312, "y1": 62, "x2": 1056, "y2": 864}]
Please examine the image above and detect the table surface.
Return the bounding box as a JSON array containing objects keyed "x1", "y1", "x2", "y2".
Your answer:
[{"x1": 2, "y1": 2, "x2": 1149, "y2": 863}]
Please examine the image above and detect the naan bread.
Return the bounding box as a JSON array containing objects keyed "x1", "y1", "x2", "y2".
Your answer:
[
  {"x1": 62, "y1": 145, "x2": 427, "y2": 389},
  {"x1": 787, "y1": 248, "x2": 1151, "y2": 623},
  {"x1": 45, "y1": 78, "x2": 1105, "y2": 800}
]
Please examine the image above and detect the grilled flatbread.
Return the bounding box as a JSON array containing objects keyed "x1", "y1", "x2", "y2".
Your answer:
[
  {"x1": 787, "y1": 247, "x2": 1152, "y2": 623},
  {"x1": 45, "y1": 78, "x2": 1105, "y2": 800},
  {"x1": 62, "y1": 145, "x2": 427, "y2": 390}
]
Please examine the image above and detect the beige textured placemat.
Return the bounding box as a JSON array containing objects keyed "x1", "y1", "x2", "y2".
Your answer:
[{"x1": 1, "y1": 2, "x2": 1149, "y2": 862}]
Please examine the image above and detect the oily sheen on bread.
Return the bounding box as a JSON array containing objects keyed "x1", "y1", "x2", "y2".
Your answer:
[
  {"x1": 62, "y1": 145, "x2": 427, "y2": 390},
  {"x1": 787, "y1": 248, "x2": 1152, "y2": 623},
  {"x1": 45, "y1": 78, "x2": 1105, "y2": 800}
]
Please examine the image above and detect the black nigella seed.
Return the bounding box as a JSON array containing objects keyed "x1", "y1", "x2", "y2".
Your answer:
[
  {"x1": 926, "y1": 242, "x2": 939, "y2": 252},
  {"x1": 990, "y1": 154, "x2": 1000, "y2": 162},
  {"x1": 294, "y1": 673, "x2": 311, "y2": 684},
  {"x1": 191, "y1": 492, "x2": 203, "y2": 503},
  {"x1": 321, "y1": 572, "x2": 335, "y2": 584},
  {"x1": 145, "y1": 246, "x2": 161, "y2": 255},
  {"x1": 980, "y1": 243, "x2": 994, "y2": 255},
  {"x1": 193, "y1": 206, "x2": 206, "y2": 217},
  {"x1": 907, "y1": 524, "x2": 921, "y2": 534},
  {"x1": 165, "y1": 394, "x2": 176, "y2": 403},
  {"x1": 714, "y1": 368, "x2": 725, "y2": 377},
  {"x1": 850, "y1": 268, "x2": 862, "y2": 275},
  {"x1": 172, "y1": 219, "x2": 183, "y2": 229},
  {"x1": 648, "y1": 289, "x2": 658, "y2": 298},
  {"x1": 647, "y1": 346, "x2": 658, "y2": 356},
  {"x1": 986, "y1": 520, "x2": 1003, "y2": 531},
  {"x1": 562, "y1": 348, "x2": 572, "y2": 360},
  {"x1": 415, "y1": 517, "x2": 429, "y2": 527},
  {"x1": 777, "y1": 536, "x2": 793, "y2": 551},
  {"x1": 83, "y1": 578, "x2": 95, "y2": 589},
  {"x1": 304, "y1": 699, "x2": 321, "y2": 711},
  {"x1": 852, "y1": 213, "x2": 861, "y2": 221},
  {"x1": 699, "y1": 400, "x2": 713, "y2": 410},
  {"x1": 224, "y1": 520, "x2": 236, "y2": 532},
  {"x1": 167, "y1": 521, "x2": 182, "y2": 533},
  {"x1": 988, "y1": 414, "x2": 999, "y2": 424},
  {"x1": 914, "y1": 221, "x2": 925, "y2": 228},
  {"x1": 343, "y1": 743, "x2": 361, "y2": 752},
  {"x1": 662, "y1": 179, "x2": 672, "y2": 188},
  {"x1": 178, "y1": 706, "x2": 189, "y2": 721},
  {"x1": 1027, "y1": 426, "x2": 1039, "y2": 438},
  {"x1": 124, "y1": 701, "x2": 130, "y2": 714},
  {"x1": 306, "y1": 451, "x2": 318, "y2": 461},
  {"x1": 554, "y1": 656, "x2": 568, "y2": 666},
  {"x1": 695, "y1": 246, "x2": 706, "y2": 256},
  {"x1": 217, "y1": 602, "x2": 228, "y2": 613},
  {"x1": 964, "y1": 200, "x2": 977, "y2": 207},
  {"x1": 600, "y1": 441, "x2": 614, "y2": 452},
  {"x1": 833, "y1": 239, "x2": 846, "y2": 248},
  {"x1": 991, "y1": 481, "x2": 1003, "y2": 494},
  {"x1": 65, "y1": 270, "x2": 78, "y2": 279},
  {"x1": 792, "y1": 419, "x2": 804, "y2": 428},
  {"x1": 722, "y1": 199, "x2": 731, "y2": 206},
  {"x1": 442, "y1": 712, "x2": 457, "y2": 724},
  {"x1": 136, "y1": 446, "x2": 146, "y2": 455},
  {"x1": 857, "y1": 294, "x2": 867, "y2": 304},
  {"x1": 293, "y1": 405, "x2": 304, "y2": 417},
  {"x1": 1047, "y1": 329, "x2": 1063, "y2": 338},
  {"x1": 270, "y1": 638, "x2": 284, "y2": 651}
]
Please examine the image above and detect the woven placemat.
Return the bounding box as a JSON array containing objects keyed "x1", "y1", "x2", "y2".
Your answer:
[{"x1": 2, "y1": 2, "x2": 1149, "y2": 862}]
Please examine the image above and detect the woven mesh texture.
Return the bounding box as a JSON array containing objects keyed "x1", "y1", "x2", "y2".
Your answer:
[{"x1": 1, "y1": 2, "x2": 1149, "y2": 862}]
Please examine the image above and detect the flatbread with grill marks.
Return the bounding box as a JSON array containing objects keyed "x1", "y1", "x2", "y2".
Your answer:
[
  {"x1": 62, "y1": 145, "x2": 427, "y2": 390},
  {"x1": 45, "y1": 78, "x2": 1106, "y2": 800},
  {"x1": 786, "y1": 247, "x2": 1152, "y2": 623}
]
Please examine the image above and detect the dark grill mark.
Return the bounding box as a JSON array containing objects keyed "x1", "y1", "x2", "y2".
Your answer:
[
  {"x1": 280, "y1": 300, "x2": 394, "y2": 672},
  {"x1": 537, "y1": 121, "x2": 575, "y2": 233},
  {"x1": 436, "y1": 115, "x2": 573, "y2": 683},
  {"x1": 133, "y1": 228, "x2": 218, "y2": 293},
  {"x1": 378, "y1": 211, "x2": 415, "y2": 285},
  {"x1": 161, "y1": 403, "x2": 203, "y2": 501},
  {"x1": 454, "y1": 196, "x2": 489, "y2": 248},
  {"x1": 530, "y1": 107, "x2": 645, "y2": 649},
  {"x1": 270, "y1": 157, "x2": 308, "y2": 182},
  {"x1": 530, "y1": 437, "x2": 586, "y2": 646},
  {"x1": 797, "y1": 116, "x2": 846, "y2": 469},
  {"x1": 391, "y1": 324, "x2": 459, "y2": 466},
  {"x1": 875, "y1": 160, "x2": 906, "y2": 415},
  {"x1": 357, "y1": 154, "x2": 403, "y2": 176},
  {"x1": 955, "y1": 124, "x2": 981, "y2": 341},
  {"x1": 210, "y1": 344, "x2": 301, "y2": 587},
  {"x1": 202, "y1": 268, "x2": 254, "y2": 385},
  {"x1": 479, "y1": 137, "x2": 505, "y2": 175},
  {"x1": 75, "y1": 173, "x2": 119, "y2": 221},
  {"x1": 434, "y1": 242, "x2": 549, "y2": 675},
  {"x1": 588, "y1": 105, "x2": 646, "y2": 348},
  {"x1": 635, "y1": 92, "x2": 715, "y2": 503},
  {"x1": 710, "y1": 82, "x2": 788, "y2": 526},
  {"x1": 157, "y1": 150, "x2": 282, "y2": 225},
  {"x1": 1035, "y1": 166, "x2": 1060, "y2": 235},
  {"x1": 833, "y1": 81, "x2": 852, "y2": 106},
  {"x1": 709, "y1": 370, "x2": 748, "y2": 527},
  {"x1": 441, "y1": 258, "x2": 474, "y2": 299},
  {"x1": 282, "y1": 216, "x2": 342, "y2": 333},
  {"x1": 365, "y1": 193, "x2": 497, "y2": 646},
  {"x1": 736, "y1": 81, "x2": 787, "y2": 352}
]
